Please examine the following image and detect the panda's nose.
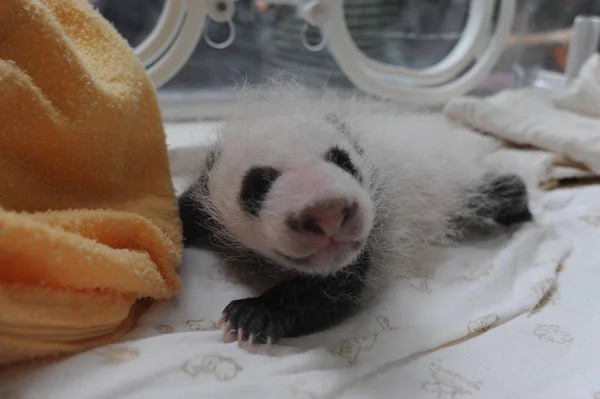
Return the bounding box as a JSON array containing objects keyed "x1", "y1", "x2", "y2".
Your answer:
[{"x1": 287, "y1": 199, "x2": 357, "y2": 238}]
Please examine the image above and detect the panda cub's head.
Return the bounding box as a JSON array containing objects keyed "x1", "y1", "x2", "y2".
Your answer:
[{"x1": 201, "y1": 109, "x2": 375, "y2": 277}]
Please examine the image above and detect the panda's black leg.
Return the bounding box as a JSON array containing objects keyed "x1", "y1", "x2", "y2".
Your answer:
[
  {"x1": 477, "y1": 173, "x2": 532, "y2": 226},
  {"x1": 450, "y1": 173, "x2": 533, "y2": 235},
  {"x1": 178, "y1": 174, "x2": 223, "y2": 246},
  {"x1": 178, "y1": 148, "x2": 221, "y2": 245},
  {"x1": 178, "y1": 188, "x2": 210, "y2": 245},
  {"x1": 219, "y1": 250, "x2": 371, "y2": 351},
  {"x1": 485, "y1": 174, "x2": 533, "y2": 226}
]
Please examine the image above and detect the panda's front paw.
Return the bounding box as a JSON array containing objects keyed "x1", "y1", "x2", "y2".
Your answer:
[{"x1": 218, "y1": 296, "x2": 292, "y2": 354}]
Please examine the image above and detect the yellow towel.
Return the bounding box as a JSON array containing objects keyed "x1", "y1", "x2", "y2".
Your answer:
[{"x1": 0, "y1": 0, "x2": 182, "y2": 366}]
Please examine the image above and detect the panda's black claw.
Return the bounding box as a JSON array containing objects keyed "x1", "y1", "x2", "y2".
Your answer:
[
  {"x1": 220, "y1": 295, "x2": 291, "y2": 348},
  {"x1": 220, "y1": 252, "x2": 371, "y2": 352}
]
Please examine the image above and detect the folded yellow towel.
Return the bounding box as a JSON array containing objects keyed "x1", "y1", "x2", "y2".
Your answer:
[{"x1": 0, "y1": 0, "x2": 182, "y2": 366}]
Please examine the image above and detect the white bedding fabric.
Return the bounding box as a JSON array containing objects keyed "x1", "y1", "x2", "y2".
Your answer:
[
  {"x1": 444, "y1": 89, "x2": 600, "y2": 176},
  {"x1": 444, "y1": 53, "x2": 600, "y2": 178},
  {"x1": 2, "y1": 109, "x2": 600, "y2": 398},
  {"x1": 553, "y1": 53, "x2": 600, "y2": 119}
]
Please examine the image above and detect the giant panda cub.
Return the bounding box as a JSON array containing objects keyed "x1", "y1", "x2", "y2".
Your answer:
[{"x1": 178, "y1": 77, "x2": 532, "y2": 353}]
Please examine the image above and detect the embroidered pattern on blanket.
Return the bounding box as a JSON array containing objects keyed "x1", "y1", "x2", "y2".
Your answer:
[
  {"x1": 532, "y1": 324, "x2": 573, "y2": 344},
  {"x1": 421, "y1": 360, "x2": 483, "y2": 399},
  {"x1": 183, "y1": 352, "x2": 243, "y2": 381}
]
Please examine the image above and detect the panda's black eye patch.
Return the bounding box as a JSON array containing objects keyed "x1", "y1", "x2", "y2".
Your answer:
[
  {"x1": 324, "y1": 147, "x2": 361, "y2": 182},
  {"x1": 239, "y1": 166, "x2": 282, "y2": 217}
]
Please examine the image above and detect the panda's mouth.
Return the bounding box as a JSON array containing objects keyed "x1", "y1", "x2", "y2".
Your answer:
[
  {"x1": 274, "y1": 240, "x2": 363, "y2": 266},
  {"x1": 274, "y1": 250, "x2": 313, "y2": 265}
]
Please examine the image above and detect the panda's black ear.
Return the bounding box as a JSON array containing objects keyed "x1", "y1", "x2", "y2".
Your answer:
[
  {"x1": 177, "y1": 183, "x2": 212, "y2": 246},
  {"x1": 177, "y1": 146, "x2": 223, "y2": 245}
]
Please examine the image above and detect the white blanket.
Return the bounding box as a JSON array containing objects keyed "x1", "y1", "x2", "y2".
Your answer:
[
  {"x1": 554, "y1": 53, "x2": 600, "y2": 119},
  {"x1": 2, "y1": 109, "x2": 592, "y2": 398},
  {"x1": 444, "y1": 54, "x2": 600, "y2": 179},
  {"x1": 343, "y1": 186, "x2": 600, "y2": 399}
]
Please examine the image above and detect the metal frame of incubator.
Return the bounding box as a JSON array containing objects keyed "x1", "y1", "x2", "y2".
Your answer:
[{"x1": 133, "y1": 0, "x2": 600, "y2": 118}]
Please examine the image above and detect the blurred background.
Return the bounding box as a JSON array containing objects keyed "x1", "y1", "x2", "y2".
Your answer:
[{"x1": 91, "y1": 0, "x2": 600, "y2": 106}]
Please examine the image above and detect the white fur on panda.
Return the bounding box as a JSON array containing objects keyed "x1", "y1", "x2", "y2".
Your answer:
[
  {"x1": 181, "y1": 75, "x2": 530, "y2": 347},
  {"x1": 192, "y1": 77, "x2": 494, "y2": 279}
]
